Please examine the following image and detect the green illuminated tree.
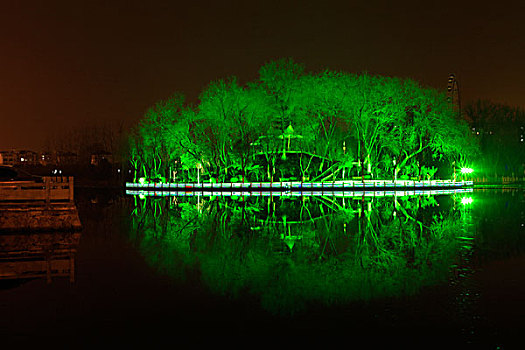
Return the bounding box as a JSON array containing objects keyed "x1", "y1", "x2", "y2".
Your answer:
[
  {"x1": 255, "y1": 58, "x2": 308, "y2": 180},
  {"x1": 341, "y1": 74, "x2": 409, "y2": 178},
  {"x1": 258, "y1": 58, "x2": 305, "y2": 134},
  {"x1": 129, "y1": 92, "x2": 191, "y2": 181},
  {"x1": 197, "y1": 77, "x2": 275, "y2": 181},
  {"x1": 297, "y1": 71, "x2": 354, "y2": 179}
]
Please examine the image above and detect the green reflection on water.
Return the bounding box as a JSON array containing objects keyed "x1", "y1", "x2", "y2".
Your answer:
[{"x1": 128, "y1": 193, "x2": 476, "y2": 314}]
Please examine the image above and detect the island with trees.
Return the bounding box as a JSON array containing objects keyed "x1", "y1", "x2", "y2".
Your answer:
[{"x1": 127, "y1": 59, "x2": 479, "y2": 188}]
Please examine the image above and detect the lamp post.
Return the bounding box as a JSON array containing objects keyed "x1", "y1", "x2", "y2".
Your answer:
[
  {"x1": 196, "y1": 162, "x2": 202, "y2": 185},
  {"x1": 342, "y1": 141, "x2": 346, "y2": 179},
  {"x1": 393, "y1": 157, "x2": 397, "y2": 182}
]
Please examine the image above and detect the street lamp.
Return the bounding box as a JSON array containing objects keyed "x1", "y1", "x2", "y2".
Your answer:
[
  {"x1": 461, "y1": 197, "x2": 473, "y2": 205},
  {"x1": 393, "y1": 157, "x2": 397, "y2": 182},
  {"x1": 460, "y1": 167, "x2": 473, "y2": 181}
]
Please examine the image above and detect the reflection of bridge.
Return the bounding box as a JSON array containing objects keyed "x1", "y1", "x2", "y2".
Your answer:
[{"x1": 126, "y1": 179, "x2": 473, "y2": 191}]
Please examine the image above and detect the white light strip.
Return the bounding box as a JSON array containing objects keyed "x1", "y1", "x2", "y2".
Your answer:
[
  {"x1": 126, "y1": 188, "x2": 473, "y2": 198},
  {"x1": 125, "y1": 180, "x2": 474, "y2": 189}
]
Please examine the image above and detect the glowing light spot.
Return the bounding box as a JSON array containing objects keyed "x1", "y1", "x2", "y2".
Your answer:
[{"x1": 461, "y1": 197, "x2": 473, "y2": 205}]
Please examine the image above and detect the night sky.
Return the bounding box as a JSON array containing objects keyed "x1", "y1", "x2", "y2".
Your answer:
[{"x1": 1, "y1": 0, "x2": 524, "y2": 151}]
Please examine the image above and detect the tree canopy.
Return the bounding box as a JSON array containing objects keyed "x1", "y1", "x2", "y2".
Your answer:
[{"x1": 129, "y1": 59, "x2": 477, "y2": 183}]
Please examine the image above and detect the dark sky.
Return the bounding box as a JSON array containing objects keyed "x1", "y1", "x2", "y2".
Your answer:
[{"x1": 1, "y1": 0, "x2": 524, "y2": 151}]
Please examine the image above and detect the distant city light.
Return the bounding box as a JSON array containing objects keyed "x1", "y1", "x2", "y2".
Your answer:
[{"x1": 460, "y1": 167, "x2": 474, "y2": 174}]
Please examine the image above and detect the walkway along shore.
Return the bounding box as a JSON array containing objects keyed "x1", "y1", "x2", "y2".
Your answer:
[{"x1": 126, "y1": 179, "x2": 474, "y2": 191}]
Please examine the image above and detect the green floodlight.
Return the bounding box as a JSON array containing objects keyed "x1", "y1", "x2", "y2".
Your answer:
[
  {"x1": 461, "y1": 197, "x2": 473, "y2": 205},
  {"x1": 460, "y1": 167, "x2": 474, "y2": 174}
]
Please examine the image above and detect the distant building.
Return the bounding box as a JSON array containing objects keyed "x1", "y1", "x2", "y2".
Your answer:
[
  {"x1": 18, "y1": 150, "x2": 38, "y2": 166},
  {"x1": 39, "y1": 152, "x2": 56, "y2": 166},
  {"x1": 0, "y1": 150, "x2": 43, "y2": 166},
  {"x1": 90, "y1": 150, "x2": 113, "y2": 166},
  {"x1": 0, "y1": 150, "x2": 19, "y2": 166},
  {"x1": 56, "y1": 151, "x2": 79, "y2": 165}
]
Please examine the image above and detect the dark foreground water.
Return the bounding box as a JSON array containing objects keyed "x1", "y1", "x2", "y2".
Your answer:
[{"x1": 1, "y1": 188, "x2": 523, "y2": 347}]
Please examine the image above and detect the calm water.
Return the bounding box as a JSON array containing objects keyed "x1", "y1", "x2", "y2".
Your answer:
[{"x1": 1, "y1": 188, "x2": 523, "y2": 347}]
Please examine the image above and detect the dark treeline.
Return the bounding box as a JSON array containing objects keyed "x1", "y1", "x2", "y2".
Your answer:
[
  {"x1": 128, "y1": 58, "x2": 478, "y2": 183},
  {"x1": 464, "y1": 100, "x2": 525, "y2": 180}
]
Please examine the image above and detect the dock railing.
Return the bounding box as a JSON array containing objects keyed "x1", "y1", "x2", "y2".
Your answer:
[{"x1": 0, "y1": 176, "x2": 74, "y2": 204}]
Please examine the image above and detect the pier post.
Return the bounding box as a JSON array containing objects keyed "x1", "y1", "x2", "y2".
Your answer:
[{"x1": 68, "y1": 176, "x2": 74, "y2": 203}]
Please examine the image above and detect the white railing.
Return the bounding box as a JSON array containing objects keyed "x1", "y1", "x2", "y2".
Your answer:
[{"x1": 126, "y1": 179, "x2": 474, "y2": 190}]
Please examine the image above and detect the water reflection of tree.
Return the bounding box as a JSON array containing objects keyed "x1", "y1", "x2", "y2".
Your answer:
[{"x1": 129, "y1": 194, "x2": 472, "y2": 314}]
